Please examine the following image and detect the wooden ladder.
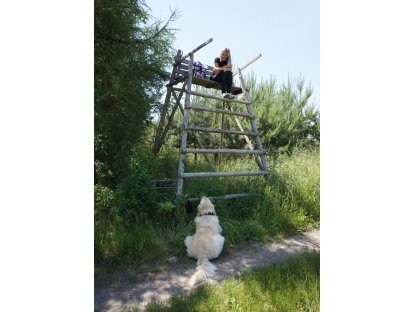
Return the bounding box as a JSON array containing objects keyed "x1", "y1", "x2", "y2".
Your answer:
[{"x1": 176, "y1": 54, "x2": 270, "y2": 197}]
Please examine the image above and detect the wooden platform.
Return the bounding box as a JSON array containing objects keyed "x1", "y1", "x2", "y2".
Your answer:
[
  {"x1": 168, "y1": 57, "x2": 243, "y2": 95},
  {"x1": 192, "y1": 77, "x2": 243, "y2": 95}
]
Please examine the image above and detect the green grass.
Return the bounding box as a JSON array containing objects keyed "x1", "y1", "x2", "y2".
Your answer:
[
  {"x1": 122, "y1": 252, "x2": 320, "y2": 312},
  {"x1": 94, "y1": 147, "x2": 320, "y2": 272}
]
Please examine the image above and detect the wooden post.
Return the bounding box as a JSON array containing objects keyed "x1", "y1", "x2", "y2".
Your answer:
[
  {"x1": 178, "y1": 38, "x2": 213, "y2": 64},
  {"x1": 237, "y1": 67, "x2": 269, "y2": 172},
  {"x1": 154, "y1": 86, "x2": 185, "y2": 154},
  {"x1": 219, "y1": 100, "x2": 225, "y2": 164},
  {"x1": 152, "y1": 89, "x2": 172, "y2": 154},
  {"x1": 176, "y1": 53, "x2": 194, "y2": 196},
  {"x1": 153, "y1": 50, "x2": 183, "y2": 154},
  {"x1": 177, "y1": 100, "x2": 214, "y2": 170},
  {"x1": 225, "y1": 102, "x2": 263, "y2": 170},
  {"x1": 232, "y1": 54, "x2": 262, "y2": 77}
]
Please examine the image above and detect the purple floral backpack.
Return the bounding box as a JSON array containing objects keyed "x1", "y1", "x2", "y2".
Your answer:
[{"x1": 193, "y1": 61, "x2": 208, "y2": 79}]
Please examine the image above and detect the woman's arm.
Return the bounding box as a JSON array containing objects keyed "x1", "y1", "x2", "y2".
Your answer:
[
  {"x1": 223, "y1": 62, "x2": 232, "y2": 71},
  {"x1": 213, "y1": 61, "x2": 232, "y2": 75},
  {"x1": 213, "y1": 61, "x2": 222, "y2": 76}
]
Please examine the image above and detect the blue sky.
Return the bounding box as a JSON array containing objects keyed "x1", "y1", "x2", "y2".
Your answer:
[{"x1": 146, "y1": 0, "x2": 320, "y2": 106}]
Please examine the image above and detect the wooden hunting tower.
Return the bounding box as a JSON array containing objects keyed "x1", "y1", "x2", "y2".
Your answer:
[{"x1": 153, "y1": 38, "x2": 270, "y2": 201}]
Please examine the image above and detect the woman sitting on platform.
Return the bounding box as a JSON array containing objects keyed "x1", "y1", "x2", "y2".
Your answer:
[{"x1": 210, "y1": 48, "x2": 235, "y2": 99}]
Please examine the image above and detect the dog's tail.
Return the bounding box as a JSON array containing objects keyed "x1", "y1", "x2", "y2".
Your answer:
[{"x1": 189, "y1": 258, "x2": 217, "y2": 286}]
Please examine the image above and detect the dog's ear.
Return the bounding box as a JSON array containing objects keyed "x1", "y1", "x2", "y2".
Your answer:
[
  {"x1": 200, "y1": 196, "x2": 211, "y2": 205},
  {"x1": 185, "y1": 200, "x2": 194, "y2": 214}
]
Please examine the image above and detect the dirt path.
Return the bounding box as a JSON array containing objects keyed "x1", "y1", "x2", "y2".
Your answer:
[{"x1": 94, "y1": 229, "x2": 320, "y2": 312}]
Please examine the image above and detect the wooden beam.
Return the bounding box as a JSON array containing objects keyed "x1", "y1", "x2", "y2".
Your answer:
[
  {"x1": 233, "y1": 54, "x2": 262, "y2": 76},
  {"x1": 187, "y1": 193, "x2": 257, "y2": 202},
  {"x1": 181, "y1": 171, "x2": 270, "y2": 178},
  {"x1": 168, "y1": 87, "x2": 246, "y2": 101},
  {"x1": 177, "y1": 96, "x2": 214, "y2": 170},
  {"x1": 187, "y1": 104, "x2": 255, "y2": 118},
  {"x1": 153, "y1": 86, "x2": 185, "y2": 154},
  {"x1": 225, "y1": 102, "x2": 263, "y2": 170},
  {"x1": 151, "y1": 179, "x2": 177, "y2": 184},
  {"x1": 153, "y1": 89, "x2": 173, "y2": 154},
  {"x1": 219, "y1": 100, "x2": 225, "y2": 164},
  {"x1": 176, "y1": 53, "x2": 194, "y2": 196},
  {"x1": 237, "y1": 67, "x2": 270, "y2": 172},
  {"x1": 185, "y1": 125, "x2": 257, "y2": 136},
  {"x1": 182, "y1": 148, "x2": 265, "y2": 155},
  {"x1": 177, "y1": 38, "x2": 213, "y2": 65}
]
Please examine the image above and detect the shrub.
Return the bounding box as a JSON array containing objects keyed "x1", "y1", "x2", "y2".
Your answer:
[
  {"x1": 115, "y1": 170, "x2": 158, "y2": 227},
  {"x1": 94, "y1": 184, "x2": 116, "y2": 226}
]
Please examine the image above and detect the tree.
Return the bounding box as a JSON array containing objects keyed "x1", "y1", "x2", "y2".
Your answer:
[
  {"x1": 94, "y1": 0, "x2": 178, "y2": 187},
  {"x1": 246, "y1": 73, "x2": 320, "y2": 151}
]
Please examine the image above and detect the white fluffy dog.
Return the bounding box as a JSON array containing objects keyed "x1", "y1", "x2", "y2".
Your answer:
[{"x1": 184, "y1": 196, "x2": 225, "y2": 285}]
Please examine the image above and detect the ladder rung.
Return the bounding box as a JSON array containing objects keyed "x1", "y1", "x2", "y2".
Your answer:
[
  {"x1": 181, "y1": 171, "x2": 270, "y2": 178},
  {"x1": 187, "y1": 193, "x2": 257, "y2": 202},
  {"x1": 151, "y1": 179, "x2": 178, "y2": 184},
  {"x1": 182, "y1": 148, "x2": 265, "y2": 155},
  {"x1": 170, "y1": 87, "x2": 248, "y2": 104},
  {"x1": 187, "y1": 105, "x2": 255, "y2": 119},
  {"x1": 185, "y1": 125, "x2": 257, "y2": 136}
]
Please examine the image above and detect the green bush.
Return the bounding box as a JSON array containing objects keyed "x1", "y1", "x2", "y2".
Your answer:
[
  {"x1": 95, "y1": 147, "x2": 320, "y2": 269},
  {"x1": 115, "y1": 172, "x2": 157, "y2": 226},
  {"x1": 111, "y1": 146, "x2": 161, "y2": 225},
  {"x1": 260, "y1": 148, "x2": 320, "y2": 231},
  {"x1": 95, "y1": 221, "x2": 166, "y2": 267},
  {"x1": 94, "y1": 184, "x2": 116, "y2": 226}
]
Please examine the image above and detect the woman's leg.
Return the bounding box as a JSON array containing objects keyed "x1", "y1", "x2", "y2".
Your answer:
[
  {"x1": 224, "y1": 71, "x2": 233, "y2": 93},
  {"x1": 210, "y1": 72, "x2": 226, "y2": 93},
  {"x1": 218, "y1": 72, "x2": 227, "y2": 93}
]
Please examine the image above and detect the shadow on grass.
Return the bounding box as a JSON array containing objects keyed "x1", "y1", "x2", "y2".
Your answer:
[
  {"x1": 135, "y1": 252, "x2": 320, "y2": 312},
  {"x1": 143, "y1": 285, "x2": 213, "y2": 312},
  {"x1": 246, "y1": 252, "x2": 320, "y2": 311}
]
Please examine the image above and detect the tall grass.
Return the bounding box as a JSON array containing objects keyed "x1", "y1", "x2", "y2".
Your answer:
[
  {"x1": 94, "y1": 147, "x2": 320, "y2": 271},
  {"x1": 123, "y1": 252, "x2": 320, "y2": 312}
]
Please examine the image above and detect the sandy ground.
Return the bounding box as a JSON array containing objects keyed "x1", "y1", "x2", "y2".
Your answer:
[{"x1": 94, "y1": 229, "x2": 320, "y2": 312}]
